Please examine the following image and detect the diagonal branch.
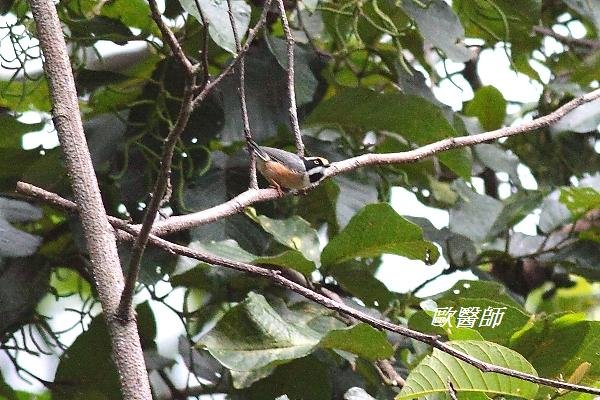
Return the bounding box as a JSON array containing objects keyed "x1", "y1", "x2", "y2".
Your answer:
[
  {"x1": 148, "y1": 0, "x2": 194, "y2": 74},
  {"x1": 276, "y1": 0, "x2": 304, "y2": 155},
  {"x1": 15, "y1": 182, "x2": 600, "y2": 397},
  {"x1": 142, "y1": 86, "x2": 600, "y2": 236}
]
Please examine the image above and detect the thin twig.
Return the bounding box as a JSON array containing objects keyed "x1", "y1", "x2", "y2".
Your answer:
[
  {"x1": 532, "y1": 25, "x2": 600, "y2": 49},
  {"x1": 276, "y1": 0, "x2": 304, "y2": 155},
  {"x1": 193, "y1": 1, "x2": 210, "y2": 89},
  {"x1": 226, "y1": 0, "x2": 258, "y2": 189},
  {"x1": 141, "y1": 87, "x2": 600, "y2": 236},
  {"x1": 447, "y1": 379, "x2": 458, "y2": 400},
  {"x1": 118, "y1": 81, "x2": 196, "y2": 320},
  {"x1": 14, "y1": 181, "x2": 600, "y2": 397},
  {"x1": 148, "y1": 0, "x2": 194, "y2": 73},
  {"x1": 190, "y1": 0, "x2": 273, "y2": 108}
]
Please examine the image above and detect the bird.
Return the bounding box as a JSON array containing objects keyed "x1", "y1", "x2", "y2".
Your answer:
[{"x1": 247, "y1": 139, "x2": 330, "y2": 193}]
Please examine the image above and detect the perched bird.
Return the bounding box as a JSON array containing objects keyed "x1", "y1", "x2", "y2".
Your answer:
[{"x1": 247, "y1": 140, "x2": 330, "y2": 193}]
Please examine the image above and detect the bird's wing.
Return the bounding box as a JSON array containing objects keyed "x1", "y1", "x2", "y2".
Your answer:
[{"x1": 260, "y1": 146, "x2": 306, "y2": 172}]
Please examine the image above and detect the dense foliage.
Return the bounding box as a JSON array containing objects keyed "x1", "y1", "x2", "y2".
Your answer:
[{"x1": 0, "y1": 0, "x2": 599, "y2": 398}]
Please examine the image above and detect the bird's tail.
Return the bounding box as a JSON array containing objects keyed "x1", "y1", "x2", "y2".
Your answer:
[{"x1": 247, "y1": 139, "x2": 270, "y2": 161}]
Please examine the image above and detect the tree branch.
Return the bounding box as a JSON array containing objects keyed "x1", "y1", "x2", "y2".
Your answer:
[
  {"x1": 143, "y1": 87, "x2": 600, "y2": 236},
  {"x1": 148, "y1": 0, "x2": 194, "y2": 73},
  {"x1": 14, "y1": 182, "x2": 600, "y2": 397},
  {"x1": 24, "y1": 0, "x2": 151, "y2": 398},
  {"x1": 276, "y1": 0, "x2": 305, "y2": 155},
  {"x1": 118, "y1": 80, "x2": 195, "y2": 320},
  {"x1": 226, "y1": 0, "x2": 258, "y2": 189},
  {"x1": 191, "y1": 0, "x2": 273, "y2": 108},
  {"x1": 120, "y1": 0, "x2": 201, "y2": 321},
  {"x1": 532, "y1": 25, "x2": 600, "y2": 49}
]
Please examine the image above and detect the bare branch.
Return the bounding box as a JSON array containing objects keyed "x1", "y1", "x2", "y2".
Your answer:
[
  {"x1": 276, "y1": 0, "x2": 305, "y2": 155},
  {"x1": 191, "y1": 0, "x2": 273, "y2": 108},
  {"x1": 533, "y1": 25, "x2": 600, "y2": 49},
  {"x1": 226, "y1": 0, "x2": 258, "y2": 189},
  {"x1": 145, "y1": 87, "x2": 600, "y2": 236},
  {"x1": 15, "y1": 181, "x2": 600, "y2": 397},
  {"x1": 118, "y1": 80, "x2": 196, "y2": 320},
  {"x1": 148, "y1": 0, "x2": 194, "y2": 74},
  {"x1": 24, "y1": 0, "x2": 151, "y2": 397}
]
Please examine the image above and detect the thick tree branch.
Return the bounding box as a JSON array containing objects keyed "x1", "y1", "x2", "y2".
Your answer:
[
  {"x1": 24, "y1": 1, "x2": 151, "y2": 399},
  {"x1": 144, "y1": 87, "x2": 600, "y2": 236},
  {"x1": 276, "y1": 0, "x2": 305, "y2": 155},
  {"x1": 15, "y1": 182, "x2": 600, "y2": 397}
]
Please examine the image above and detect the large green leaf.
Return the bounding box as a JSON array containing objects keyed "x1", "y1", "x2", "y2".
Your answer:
[
  {"x1": 559, "y1": 187, "x2": 600, "y2": 219},
  {"x1": 465, "y1": 86, "x2": 507, "y2": 131},
  {"x1": 511, "y1": 316, "x2": 600, "y2": 387},
  {"x1": 0, "y1": 115, "x2": 44, "y2": 149},
  {"x1": 401, "y1": 0, "x2": 470, "y2": 62},
  {"x1": 449, "y1": 180, "x2": 503, "y2": 243},
  {"x1": 197, "y1": 292, "x2": 323, "y2": 372},
  {"x1": 180, "y1": 0, "x2": 250, "y2": 54},
  {"x1": 253, "y1": 250, "x2": 316, "y2": 276},
  {"x1": 321, "y1": 203, "x2": 439, "y2": 266},
  {"x1": 53, "y1": 316, "x2": 120, "y2": 400},
  {"x1": 0, "y1": 257, "x2": 49, "y2": 336},
  {"x1": 306, "y1": 88, "x2": 471, "y2": 178},
  {"x1": 249, "y1": 211, "x2": 321, "y2": 265},
  {"x1": 396, "y1": 340, "x2": 539, "y2": 399},
  {"x1": 320, "y1": 323, "x2": 393, "y2": 361},
  {"x1": 247, "y1": 356, "x2": 332, "y2": 400}
]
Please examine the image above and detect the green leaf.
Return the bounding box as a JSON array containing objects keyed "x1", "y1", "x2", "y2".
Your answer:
[
  {"x1": 0, "y1": 257, "x2": 49, "y2": 336},
  {"x1": 53, "y1": 316, "x2": 121, "y2": 400},
  {"x1": 511, "y1": 317, "x2": 600, "y2": 386},
  {"x1": 328, "y1": 262, "x2": 394, "y2": 308},
  {"x1": 474, "y1": 143, "x2": 520, "y2": 184},
  {"x1": 306, "y1": 88, "x2": 471, "y2": 178},
  {"x1": 265, "y1": 36, "x2": 319, "y2": 105},
  {"x1": 253, "y1": 250, "x2": 316, "y2": 276},
  {"x1": 180, "y1": 0, "x2": 250, "y2": 54},
  {"x1": 396, "y1": 340, "x2": 539, "y2": 399},
  {"x1": 197, "y1": 292, "x2": 322, "y2": 372},
  {"x1": 466, "y1": 86, "x2": 507, "y2": 131},
  {"x1": 321, "y1": 203, "x2": 439, "y2": 266},
  {"x1": 559, "y1": 187, "x2": 600, "y2": 219},
  {"x1": 247, "y1": 356, "x2": 332, "y2": 400},
  {"x1": 453, "y1": 0, "x2": 540, "y2": 49},
  {"x1": 449, "y1": 180, "x2": 503, "y2": 243},
  {"x1": 0, "y1": 78, "x2": 50, "y2": 112},
  {"x1": 401, "y1": 0, "x2": 470, "y2": 62},
  {"x1": 0, "y1": 198, "x2": 42, "y2": 258},
  {"x1": 101, "y1": 0, "x2": 158, "y2": 35},
  {"x1": 320, "y1": 323, "x2": 393, "y2": 361},
  {"x1": 249, "y1": 212, "x2": 321, "y2": 265},
  {"x1": 0, "y1": 115, "x2": 44, "y2": 149},
  {"x1": 563, "y1": 0, "x2": 600, "y2": 32}
]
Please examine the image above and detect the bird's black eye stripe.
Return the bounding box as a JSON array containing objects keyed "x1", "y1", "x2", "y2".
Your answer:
[{"x1": 303, "y1": 158, "x2": 322, "y2": 169}]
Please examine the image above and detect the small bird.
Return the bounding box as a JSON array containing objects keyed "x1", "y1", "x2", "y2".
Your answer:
[{"x1": 247, "y1": 140, "x2": 330, "y2": 193}]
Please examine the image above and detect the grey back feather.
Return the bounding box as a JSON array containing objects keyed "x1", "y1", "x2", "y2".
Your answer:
[{"x1": 259, "y1": 146, "x2": 306, "y2": 172}]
